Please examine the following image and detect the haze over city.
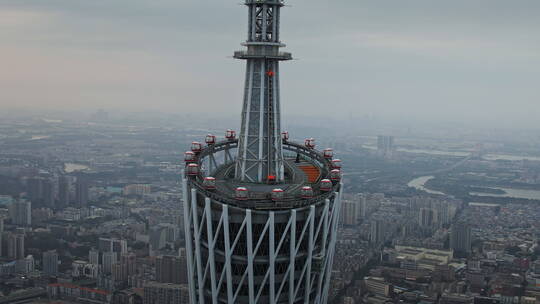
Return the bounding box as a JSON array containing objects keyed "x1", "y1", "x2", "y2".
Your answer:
[
  {"x1": 2, "y1": 0, "x2": 540, "y2": 128},
  {"x1": 0, "y1": 1, "x2": 540, "y2": 304}
]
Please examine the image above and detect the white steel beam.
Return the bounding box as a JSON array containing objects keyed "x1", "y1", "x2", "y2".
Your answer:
[
  {"x1": 191, "y1": 188, "x2": 205, "y2": 304},
  {"x1": 289, "y1": 209, "x2": 296, "y2": 304},
  {"x1": 304, "y1": 205, "x2": 315, "y2": 303},
  {"x1": 246, "y1": 210, "x2": 255, "y2": 303},
  {"x1": 269, "y1": 211, "x2": 276, "y2": 304},
  {"x1": 182, "y1": 175, "x2": 196, "y2": 304},
  {"x1": 204, "y1": 198, "x2": 218, "y2": 304},
  {"x1": 222, "y1": 205, "x2": 234, "y2": 303}
]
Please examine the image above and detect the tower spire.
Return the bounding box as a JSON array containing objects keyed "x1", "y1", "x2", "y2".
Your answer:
[{"x1": 234, "y1": 0, "x2": 292, "y2": 183}]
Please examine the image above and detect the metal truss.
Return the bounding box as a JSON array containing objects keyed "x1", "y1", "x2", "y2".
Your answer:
[
  {"x1": 247, "y1": 1, "x2": 281, "y2": 43},
  {"x1": 235, "y1": 58, "x2": 284, "y2": 183},
  {"x1": 182, "y1": 176, "x2": 343, "y2": 304},
  {"x1": 234, "y1": 0, "x2": 288, "y2": 183}
]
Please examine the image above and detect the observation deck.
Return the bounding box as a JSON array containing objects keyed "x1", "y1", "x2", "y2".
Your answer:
[
  {"x1": 233, "y1": 50, "x2": 292, "y2": 61},
  {"x1": 185, "y1": 137, "x2": 341, "y2": 211},
  {"x1": 244, "y1": 0, "x2": 285, "y2": 6}
]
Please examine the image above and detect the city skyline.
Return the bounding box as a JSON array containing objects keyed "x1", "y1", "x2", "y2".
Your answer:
[{"x1": 0, "y1": 1, "x2": 539, "y2": 304}]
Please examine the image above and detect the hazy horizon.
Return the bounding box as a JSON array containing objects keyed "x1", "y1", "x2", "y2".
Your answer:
[{"x1": 1, "y1": 0, "x2": 539, "y2": 128}]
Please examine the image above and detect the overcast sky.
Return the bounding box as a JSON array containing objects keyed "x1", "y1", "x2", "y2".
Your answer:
[{"x1": 1, "y1": 0, "x2": 539, "y2": 127}]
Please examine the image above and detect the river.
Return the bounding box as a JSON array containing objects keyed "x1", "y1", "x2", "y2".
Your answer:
[
  {"x1": 407, "y1": 176, "x2": 445, "y2": 195},
  {"x1": 363, "y1": 145, "x2": 540, "y2": 161},
  {"x1": 64, "y1": 163, "x2": 90, "y2": 173},
  {"x1": 408, "y1": 175, "x2": 540, "y2": 200},
  {"x1": 470, "y1": 187, "x2": 540, "y2": 200}
]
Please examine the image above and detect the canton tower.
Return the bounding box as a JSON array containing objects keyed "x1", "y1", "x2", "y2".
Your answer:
[{"x1": 182, "y1": 1, "x2": 343, "y2": 303}]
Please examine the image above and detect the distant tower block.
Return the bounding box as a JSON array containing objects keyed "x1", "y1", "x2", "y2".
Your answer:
[{"x1": 234, "y1": 0, "x2": 292, "y2": 183}]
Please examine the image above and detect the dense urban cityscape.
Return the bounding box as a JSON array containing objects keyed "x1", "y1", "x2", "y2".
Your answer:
[
  {"x1": 2, "y1": 0, "x2": 540, "y2": 303},
  {"x1": 0, "y1": 111, "x2": 538, "y2": 304}
]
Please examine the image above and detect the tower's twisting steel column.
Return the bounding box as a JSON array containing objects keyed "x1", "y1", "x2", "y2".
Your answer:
[
  {"x1": 234, "y1": 0, "x2": 291, "y2": 183},
  {"x1": 182, "y1": 1, "x2": 343, "y2": 304}
]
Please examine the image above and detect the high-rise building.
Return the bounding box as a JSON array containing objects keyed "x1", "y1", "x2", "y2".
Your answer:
[
  {"x1": 122, "y1": 252, "x2": 137, "y2": 278},
  {"x1": 7, "y1": 232, "x2": 25, "y2": 259},
  {"x1": 435, "y1": 201, "x2": 452, "y2": 227},
  {"x1": 419, "y1": 208, "x2": 437, "y2": 228},
  {"x1": 450, "y1": 223, "x2": 472, "y2": 255},
  {"x1": 58, "y1": 176, "x2": 71, "y2": 209},
  {"x1": 112, "y1": 253, "x2": 137, "y2": 285},
  {"x1": 149, "y1": 226, "x2": 168, "y2": 254},
  {"x1": 341, "y1": 200, "x2": 358, "y2": 226},
  {"x1": 99, "y1": 237, "x2": 128, "y2": 256},
  {"x1": 178, "y1": 248, "x2": 188, "y2": 285},
  {"x1": 9, "y1": 200, "x2": 32, "y2": 226},
  {"x1": 156, "y1": 255, "x2": 186, "y2": 284},
  {"x1": 112, "y1": 262, "x2": 127, "y2": 283},
  {"x1": 27, "y1": 177, "x2": 56, "y2": 206},
  {"x1": 89, "y1": 248, "x2": 100, "y2": 265},
  {"x1": 75, "y1": 177, "x2": 89, "y2": 207},
  {"x1": 27, "y1": 177, "x2": 43, "y2": 202},
  {"x1": 370, "y1": 220, "x2": 385, "y2": 245},
  {"x1": 143, "y1": 282, "x2": 189, "y2": 304},
  {"x1": 377, "y1": 135, "x2": 395, "y2": 158},
  {"x1": 43, "y1": 250, "x2": 59, "y2": 276},
  {"x1": 358, "y1": 194, "x2": 368, "y2": 219},
  {"x1": 182, "y1": 2, "x2": 343, "y2": 303},
  {"x1": 42, "y1": 178, "x2": 55, "y2": 208},
  {"x1": 103, "y1": 251, "x2": 118, "y2": 275}
]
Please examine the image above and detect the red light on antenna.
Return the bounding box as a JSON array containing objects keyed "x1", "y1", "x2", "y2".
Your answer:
[{"x1": 266, "y1": 70, "x2": 275, "y2": 77}]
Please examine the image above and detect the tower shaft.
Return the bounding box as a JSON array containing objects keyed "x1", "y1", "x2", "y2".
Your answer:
[
  {"x1": 182, "y1": 2, "x2": 343, "y2": 303},
  {"x1": 234, "y1": 0, "x2": 291, "y2": 183}
]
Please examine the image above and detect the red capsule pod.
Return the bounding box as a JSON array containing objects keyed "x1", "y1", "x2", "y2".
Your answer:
[
  {"x1": 305, "y1": 138, "x2": 316, "y2": 149},
  {"x1": 320, "y1": 179, "x2": 333, "y2": 192},
  {"x1": 205, "y1": 134, "x2": 216, "y2": 145},
  {"x1": 331, "y1": 159, "x2": 342, "y2": 169},
  {"x1": 184, "y1": 151, "x2": 196, "y2": 163},
  {"x1": 271, "y1": 188, "x2": 284, "y2": 201},
  {"x1": 191, "y1": 142, "x2": 202, "y2": 153},
  {"x1": 186, "y1": 163, "x2": 199, "y2": 176},
  {"x1": 235, "y1": 187, "x2": 249, "y2": 200},
  {"x1": 301, "y1": 186, "x2": 314, "y2": 199},
  {"x1": 281, "y1": 131, "x2": 289, "y2": 141},
  {"x1": 323, "y1": 148, "x2": 334, "y2": 159},
  {"x1": 225, "y1": 129, "x2": 236, "y2": 140},
  {"x1": 203, "y1": 177, "x2": 216, "y2": 190},
  {"x1": 330, "y1": 169, "x2": 341, "y2": 182}
]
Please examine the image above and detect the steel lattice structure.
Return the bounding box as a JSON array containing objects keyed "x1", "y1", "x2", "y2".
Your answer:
[
  {"x1": 182, "y1": 175, "x2": 342, "y2": 303},
  {"x1": 182, "y1": 1, "x2": 343, "y2": 303},
  {"x1": 234, "y1": 0, "x2": 291, "y2": 183}
]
